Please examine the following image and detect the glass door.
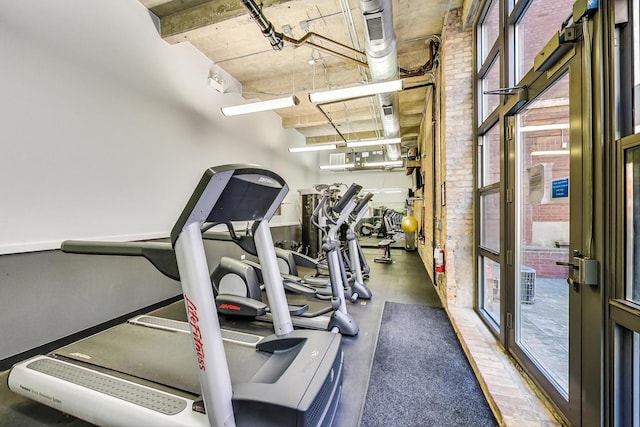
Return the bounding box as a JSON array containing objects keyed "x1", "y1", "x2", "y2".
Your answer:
[
  {"x1": 507, "y1": 48, "x2": 588, "y2": 424},
  {"x1": 514, "y1": 73, "x2": 571, "y2": 397}
]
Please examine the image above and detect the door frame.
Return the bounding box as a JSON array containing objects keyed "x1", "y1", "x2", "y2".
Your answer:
[{"x1": 503, "y1": 31, "x2": 602, "y2": 423}]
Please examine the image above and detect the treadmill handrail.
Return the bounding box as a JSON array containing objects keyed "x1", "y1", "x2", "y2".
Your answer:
[
  {"x1": 201, "y1": 222, "x2": 258, "y2": 256},
  {"x1": 61, "y1": 240, "x2": 180, "y2": 281}
]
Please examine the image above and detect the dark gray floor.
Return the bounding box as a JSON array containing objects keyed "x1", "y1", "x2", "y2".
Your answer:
[
  {"x1": 332, "y1": 247, "x2": 441, "y2": 426},
  {"x1": 0, "y1": 247, "x2": 440, "y2": 427},
  {"x1": 360, "y1": 302, "x2": 496, "y2": 427}
]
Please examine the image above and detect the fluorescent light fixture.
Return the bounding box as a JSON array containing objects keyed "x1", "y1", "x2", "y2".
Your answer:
[
  {"x1": 346, "y1": 137, "x2": 402, "y2": 148},
  {"x1": 382, "y1": 188, "x2": 403, "y2": 194},
  {"x1": 221, "y1": 95, "x2": 299, "y2": 116},
  {"x1": 309, "y1": 79, "x2": 404, "y2": 104},
  {"x1": 519, "y1": 123, "x2": 569, "y2": 132},
  {"x1": 288, "y1": 144, "x2": 337, "y2": 153},
  {"x1": 531, "y1": 150, "x2": 570, "y2": 156},
  {"x1": 320, "y1": 163, "x2": 355, "y2": 170},
  {"x1": 363, "y1": 160, "x2": 403, "y2": 168}
]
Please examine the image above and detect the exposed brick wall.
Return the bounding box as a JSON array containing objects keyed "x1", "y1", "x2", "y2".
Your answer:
[
  {"x1": 416, "y1": 89, "x2": 435, "y2": 282},
  {"x1": 439, "y1": 7, "x2": 474, "y2": 307},
  {"x1": 412, "y1": 1, "x2": 577, "y2": 308},
  {"x1": 522, "y1": 248, "x2": 570, "y2": 278}
]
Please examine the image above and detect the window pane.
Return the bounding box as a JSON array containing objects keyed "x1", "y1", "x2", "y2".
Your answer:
[
  {"x1": 626, "y1": 146, "x2": 640, "y2": 303},
  {"x1": 614, "y1": 326, "x2": 640, "y2": 426},
  {"x1": 480, "y1": 124, "x2": 501, "y2": 186},
  {"x1": 516, "y1": 74, "x2": 570, "y2": 396},
  {"x1": 481, "y1": 54, "x2": 501, "y2": 122},
  {"x1": 480, "y1": 256, "x2": 501, "y2": 325},
  {"x1": 479, "y1": 0, "x2": 500, "y2": 65},
  {"x1": 480, "y1": 191, "x2": 500, "y2": 252},
  {"x1": 634, "y1": 2, "x2": 640, "y2": 133},
  {"x1": 614, "y1": 1, "x2": 640, "y2": 136},
  {"x1": 514, "y1": 0, "x2": 575, "y2": 82}
]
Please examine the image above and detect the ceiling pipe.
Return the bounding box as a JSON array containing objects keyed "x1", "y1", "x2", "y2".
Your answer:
[
  {"x1": 400, "y1": 38, "x2": 440, "y2": 78},
  {"x1": 240, "y1": 0, "x2": 406, "y2": 159},
  {"x1": 282, "y1": 32, "x2": 367, "y2": 67},
  {"x1": 358, "y1": 0, "x2": 402, "y2": 160},
  {"x1": 240, "y1": 0, "x2": 284, "y2": 50},
  {"x1": 239, "y1": 0, "x2": 367, "y2": 66}
]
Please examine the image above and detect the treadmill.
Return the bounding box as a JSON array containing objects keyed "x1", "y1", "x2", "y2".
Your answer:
[{"x1": 8, "y1": 164, "x2": 344, "y2": 427}]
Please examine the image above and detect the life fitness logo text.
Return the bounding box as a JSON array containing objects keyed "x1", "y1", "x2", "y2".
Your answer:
[{"x1": 185, "y1": 295, "x2": 206, "y2": 371}]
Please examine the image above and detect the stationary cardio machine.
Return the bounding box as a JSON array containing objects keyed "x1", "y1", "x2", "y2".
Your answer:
[
  {"x1": 9, "y1": 164, "x2": 344, "y2": 426},
  {"x1": 343, "y1": 192, "x2": 374, "y2": 300},
  {"x1": 313, "y1": 183, "x2": 367, "y2": 304},
  {"x1": 211, "y1": 185, "x2": 362, "y2": 336},
  {"x1": 210, "y1": 254, "x2": 358, "y2": 336}
]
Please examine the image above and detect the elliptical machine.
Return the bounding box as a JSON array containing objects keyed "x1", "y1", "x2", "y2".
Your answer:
[
  {"x1": 344, "y1": 192, "x2": 374, "y2": 300},
  {"x1": 314, "y1": 183, "x2": 365, "y2": 304},
  {"x1": 201, "y1": 189, "x2": 361, "y2": 336}
]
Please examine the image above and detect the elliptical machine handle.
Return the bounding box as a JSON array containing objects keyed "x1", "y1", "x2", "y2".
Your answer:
[
  {"x1": 352, "y1": 193, "x2": 374, "y2": 216},
  {"x1": 312, "y1": 192, "x2": 330, "y2": 217},
  {"x1": 332, "y1": 183, "x2": 363, "y2": 213},
  {"x1": 311, "y1": 192, "x2": 331, "y2": 231}
]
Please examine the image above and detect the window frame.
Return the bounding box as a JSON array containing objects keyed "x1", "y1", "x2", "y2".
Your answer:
[{"x1": 474, "y1": 0, "x2": 506, "y2": 337}]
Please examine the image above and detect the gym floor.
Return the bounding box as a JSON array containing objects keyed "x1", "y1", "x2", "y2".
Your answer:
[{"x1": 0, "y1": 248, "x2": 558, "y2": 426}]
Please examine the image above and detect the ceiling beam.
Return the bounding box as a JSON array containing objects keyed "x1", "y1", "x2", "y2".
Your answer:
[
  {"x1": 300, "y1": 118, "x2": 382, "y2": 137},
  {"x1": 401, "y1": 125, "x2": 422, "y2": 136},
  {"x1": 400, "y1": 104, "x2": 426, "y2": 116},
  {"x1": 282, "y1": 106, "x2": 379, "y2": 129},
  {"x1": 140, "y1": 0, "x2": 211, "y2": 17},
  {"x1": 152, "y1": 0, "x2": 293, "y2": 41},
  {"x1": 305, "y1": 130, "x2": 388, "y2": 145},
  {"x1": 301, "y1": 127, "x2": 424, "y2": 145}
]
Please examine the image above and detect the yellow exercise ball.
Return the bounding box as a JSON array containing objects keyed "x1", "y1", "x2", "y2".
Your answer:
[{"x1": 401, "y1": 216, "x2": 418, "y2": 233}]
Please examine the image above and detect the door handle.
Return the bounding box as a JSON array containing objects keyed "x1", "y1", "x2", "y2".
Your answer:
[
  {"x1": 566, "y1": 277, "x2": 579, "y2": 291},
  {"x1": 557, "y1": 257, "x2": 599, "y2": 288},
  {"x1": 558, "y1": 259, "x2": 580, "y2": 291},
  {"x1": 556, "y1": 261, "x2": 578, "y2": 269}
]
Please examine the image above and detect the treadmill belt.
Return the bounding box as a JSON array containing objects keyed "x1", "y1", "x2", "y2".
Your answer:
[
  {"x1": 149, "y1": 300, "x2": 278, "y2": 337},
  {"x1": 53, "y1": 323, "x2": 269, "y2": 395},
  {"x1": 130, "y1": 315, "x2": 263, "y2": 346}
]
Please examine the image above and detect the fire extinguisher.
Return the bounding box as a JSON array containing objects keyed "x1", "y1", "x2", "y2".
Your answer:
[{"x1": 434, "y1": 245, "x2": 445, "y2": 273}]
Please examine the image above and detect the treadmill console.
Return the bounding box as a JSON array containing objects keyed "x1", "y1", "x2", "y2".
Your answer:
[{"x1": 171, "y1": 164, "x2": 288, "y2": 246}]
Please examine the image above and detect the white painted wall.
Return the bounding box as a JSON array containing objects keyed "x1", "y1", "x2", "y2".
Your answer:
[
  {"x1": 0, "y1": 1, "x2": 418, "y2": 362},
  {"x1": 0, "y1": 0, "x2": 318, "y2": 255}
]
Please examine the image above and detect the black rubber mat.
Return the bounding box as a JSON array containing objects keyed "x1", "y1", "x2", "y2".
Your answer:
[{"x1": 361, "y1": 301, "x2": 497, "y2": 427}]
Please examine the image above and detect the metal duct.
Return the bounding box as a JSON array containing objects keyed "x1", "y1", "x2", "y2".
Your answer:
[{"x1": 359, "y1": 0, "x2": 401, "y2": 160}]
